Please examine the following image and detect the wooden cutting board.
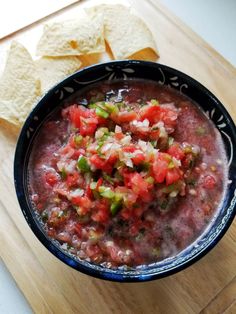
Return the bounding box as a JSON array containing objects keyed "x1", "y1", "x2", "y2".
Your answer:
[{"x1": 0, "y1": 0, "x2": 235, "y2": 313}]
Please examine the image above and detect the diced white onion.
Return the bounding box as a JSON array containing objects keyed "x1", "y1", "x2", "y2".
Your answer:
[
  {"x1": 101, "y1": 142, "x2": 113, "y2": 153},
  {"x1": 57, "y1": 160, "x2": 65, "y2": 172},
  {"x1": 121, "y1": 135, "x2": 132, "y2": 145},
  {"x1": 70, "y1": 188, "x2": 84, "y2": 198},
  {"x1": 64, "y1": 160, "x2": 77, "y2": 173},
  {"x1": 192, "y1": 145, "x2": 200, "y2": 155},
  {"x1": 138, "y1": 140, "x2": 147, "y2": 151},
  {"x1": 95, "y1": 129, "x2": 105, "y2": 139},
  {"x1": 169, "y1": 191, "x2": 178, "y2": 197},
  {"x1": 172, "y1": 157, "x2": 181, "y2": 168},
  {"x1": 125, "y1": 158, "x2": 133, "y2": 168},
  {"x1": 189, "y1": 189, "x2": 197, "y2": 196},
  {"x1": 115, "y1": 125, "x2": 122, "y2": 133}
]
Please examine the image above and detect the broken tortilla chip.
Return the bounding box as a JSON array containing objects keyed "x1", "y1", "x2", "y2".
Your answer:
[
  {"x1": 36, "y1": 15, "x2": 105, "y2": 57},
  {"x1": 36, "y1": 56, "x2": 82, "y2": 93},
  {"x1": 0, "y1": 41, "x2": 41, "y2": 127},
  {"x1": 86, "y1": 5, "x2": 159, "y2": 60}
]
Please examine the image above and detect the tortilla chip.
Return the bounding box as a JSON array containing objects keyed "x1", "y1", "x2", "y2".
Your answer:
[
  {"x1": 86, "y1": 5, "x2": 159, "y2": 60},
  {"x1": 0, "y1": 41, "x2": 41, "y2": 126},
  {"x1": 36, "y1": 15, "x2": 105, "y2": 57},
  {"x1": 36, "y1": 56, "x2": 82, "y2": 93}
]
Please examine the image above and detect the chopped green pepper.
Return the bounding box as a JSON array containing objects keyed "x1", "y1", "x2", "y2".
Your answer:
[
  {"x1": 145, "y1": 176, "x2": 154, "y2": 184},
  {"x1": 99, "y1": 186, "x2": 115, "y2": 199},
  {"x1": 74, "y1": 134, "x2": 83, "y2": 146},
  {"x1": 77, "y1": 156, "x2": 90, "y2": 172},
  {"x1": 168, "y1": 160, "x2": 175, "y2": 169},
  {"x1": 110, "y1": 200, "x2": 122, "y2": 216},
  {"x1": 150, "y1": 99, "x2": 159, "y2": 106},
  {"x1": 95, "y1": 107, "x2": 109, "y2": 119},
  {"x1": 90, "y1": 182, "x2": 97, "y2": 190},
  {"x1": 60, "y1": 167, "x2": 67, "y2": 180},
  {"x1": 104, "y1": 102, "x2": 118, "y2": 113}
]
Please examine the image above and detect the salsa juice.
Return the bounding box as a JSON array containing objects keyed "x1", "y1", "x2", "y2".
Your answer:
[{"x1": 28, "y1": 80, "x2": 228, "y2": 267}]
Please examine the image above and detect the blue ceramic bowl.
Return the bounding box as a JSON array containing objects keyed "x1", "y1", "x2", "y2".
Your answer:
[{"x1": 14, "y1": 61, "x2": 236, "y2": 282}]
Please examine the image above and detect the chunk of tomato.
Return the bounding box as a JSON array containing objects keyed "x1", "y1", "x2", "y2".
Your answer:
[
  {"x1": 129, "y1": 172, "x2": 149, "y2": 195},
  {"x1": 112, "y1": 111, "x2": 138, "y2": 123},
  {"x1": 139, "y1": 105, "x2": 161, "y2": 124},
  {"x1": 90, "y1": 154, "x2": 113, "y2": 173},
  {"x1": 166, "y1": 168, "x2": 181, "y2": 185},
  {"x1": 66, "y1": 172, "x2": 79, "y2": 188},
  {"x1": 152, "y1": 159, "x2": 168, "y2": 183},
  {"x1": 45, "y1": 171, "x2": 59, "y2": 186},
  {"x1": 80, "y1": 117, "x2": 98, "y2": 136},
  {"x1": 71, "y1": 196, "x2": 92, "y2": 210},
  {"x1": 167, "y1": 143, "x2": 185, "y2": 160},
  {"x1": 69, "y1": 105, "x2": 91, "y2": 128},
  {"x1": 202, "y1": 175, "x2": 216, "y2": 189},
  {"x1": 132, "y1": 153, "x2": 145, "y2": 165}
]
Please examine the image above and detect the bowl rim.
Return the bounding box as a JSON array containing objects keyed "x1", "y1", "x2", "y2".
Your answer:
[{"x1": 14, "y1": 60, "x2": 236, "y2": 282}]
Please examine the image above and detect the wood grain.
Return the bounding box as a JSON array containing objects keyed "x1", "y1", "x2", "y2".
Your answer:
[
  {"x1": 0, "y1": 0, "x2": 235, "y2": 313},
  {"x1": 200, "y1": 276, "x2": 236, "y2": 314}
]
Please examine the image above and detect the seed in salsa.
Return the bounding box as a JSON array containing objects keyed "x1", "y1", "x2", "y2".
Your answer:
[{"x1": 29, "y1": 80, "x2": 227, "y2": 268}]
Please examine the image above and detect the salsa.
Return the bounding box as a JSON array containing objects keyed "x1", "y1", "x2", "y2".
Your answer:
[{"x1": 29, "y1": 80, "x2": 228, "y2": 268}]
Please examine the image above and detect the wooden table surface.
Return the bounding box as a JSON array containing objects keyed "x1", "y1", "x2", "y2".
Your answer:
[{"x1": 0, "y1": 0, "x2": 235, "y2": 313}]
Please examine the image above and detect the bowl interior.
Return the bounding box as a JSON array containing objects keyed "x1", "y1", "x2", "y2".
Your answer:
[{"x1": 14, "y1": 61, "x2": 236, "y2": 281}]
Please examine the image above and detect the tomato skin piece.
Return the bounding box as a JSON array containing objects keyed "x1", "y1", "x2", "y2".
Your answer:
[
  {"x1": 167, "y1": 144, "x2": 185, "y2": 160},
  {"x1": 202, "y1": 175, "x2": 216, "y2": 189},
  {"x1": 166, "y1": 168, "x2": 181, "y2": 185}
]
